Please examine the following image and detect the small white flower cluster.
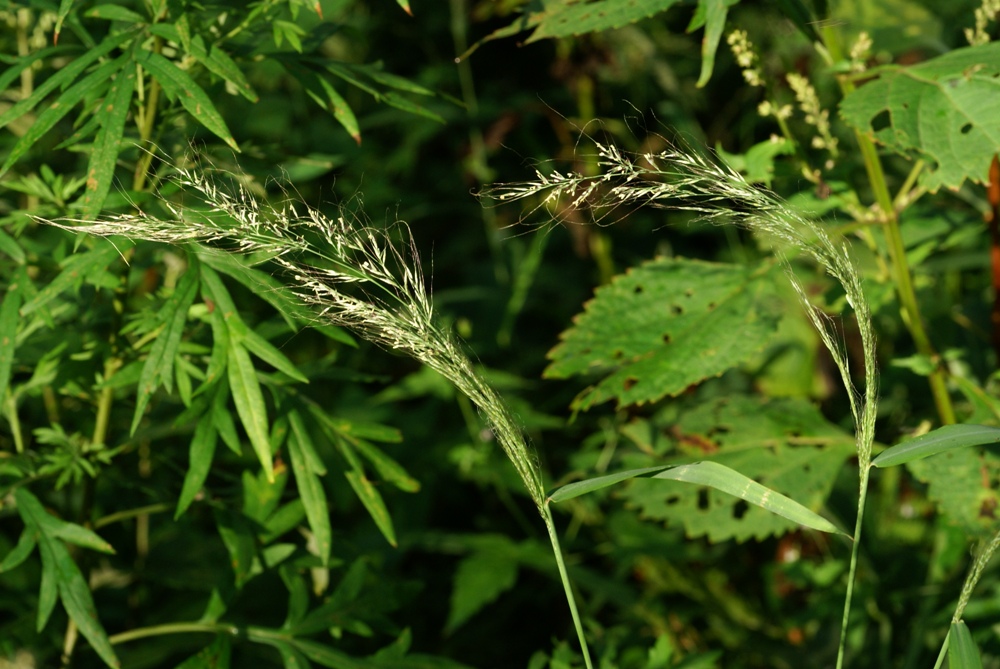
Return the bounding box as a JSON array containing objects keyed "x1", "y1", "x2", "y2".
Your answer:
[
  {"x1": 757, "y1": 100, "x2": 793, "y2": 121},
  {"x1": 727, "y1": 30, "x2": 764, "y2": 87},
  {"x1": 966, "y1": 0, "x2": 1000, "y2": 45},
  {"x1": 849, "y1": 31, "x2": 873, "y2": 73},
  {"x1": 786, "y1": 73, "x2": 839, "y2": 156}
]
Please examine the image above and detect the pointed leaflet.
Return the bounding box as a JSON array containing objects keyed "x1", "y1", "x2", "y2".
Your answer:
[
  {"x1": 840, "y1": 42, "x2": 1000, "y2": 191},
  {"x1": 545, "y1": 258, "x2": 782, "y2": 410},
  {"x1": 228, "y1": 341, "x2": 274, "y2": 482},
  {"x1": 0, "y1": 29, "x2": 137, "y2": 131},
  {"x1": 288, "y1": 409, "x2": 332, "y2": 564},
  {"x1": 134, "y1": 49, "x2": 239, "y2": 150},
  {"x1": 14, "y1": 489, "x2": 115, "y2": 554},
  {"x1": 176, "y1": 411, "x2": 219, "y2": 518},
  {"x1": 54, "y1": 0, "x2": 76, "y2": 43},
  {"x1": 20, "y1": 244, "x2": 120, "y2": 316},
  {"x1": 131, "y1": 261, "x2": 200, "y2": 434},
  {"x1": 81, "y1": 64, "x2": 136, "y2": 220},
  {"x1": 690, "y1": 0, "x2": 740, "y2": 88},
  {"x1": 147, "y1": 25, "x2": 258, "y2": 102},
  {"x1": 873, "y1": 424, "x2": 1000, "y2": 468},
  {"x1": 283, "y1": 62, "x2": 361, "y2": 145},
  {"x1": 51, "y1": 538, "x2": 120, "y2": 668},
  {"x1": 0, "y1": 55, "x2": 126, "y2": 178},
  {"x1": 0, "y1": 530, "x2": 37, "y2": 573},
  {"x1": 950, "y1": 621, "x2": 984, "y2": 669},
  {"x1": 0, "y1": 268, "x2": 26, "y2": 401}
]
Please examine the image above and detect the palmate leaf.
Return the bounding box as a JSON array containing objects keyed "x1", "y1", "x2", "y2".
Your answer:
[
  {"x1": 840, "y1": 42, "x2": 1000, "y2": 191},
  {"x1": 618, "y1": 395, "x2": 854, "y2": 542},
  {"x1": 545, "y1": 257, "x2": 782, "y2": 410}
]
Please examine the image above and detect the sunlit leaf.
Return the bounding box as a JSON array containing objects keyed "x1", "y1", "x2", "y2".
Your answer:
[{"x1": 873, "y1": 424, "x2": 1000, "y2": 468}]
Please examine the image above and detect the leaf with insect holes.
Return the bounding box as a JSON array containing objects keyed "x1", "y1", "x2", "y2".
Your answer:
[
  {"x1": 617, "y1": 395, "x2": 854, "y2": 542},
  {"x1": 545, "y1": 258, "x2": 783, "y2": 410},
  {"x1": 906, "y1": 442, "x2": 1000, "y2": 536},
  {"x1": 840, "y1": 42, "x2": 1000, "y2": 191}
]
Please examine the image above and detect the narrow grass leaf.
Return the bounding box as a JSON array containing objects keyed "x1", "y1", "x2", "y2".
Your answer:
[
  {"x1": 288, "y1": 412, "x2": 332, "y2": 564},
  {"x1": 135, "y1": 49, "x2": 239, "y2": 150},
  {"x1": 85, "y1": 4, "x2": 147, "y2": 22},
  {"x1": 0, "y1": 269, "x2": 26, "y2": 399},
  {"x1": 345, "y1": 469, "x2": 397, "y2": 547},
  {"x1": 0, "y1": 30, "x2": 136, "y2": 131},
  {"x1": 52, "y1": 539, "x2": 120, "y2": 668},
  {"x1": 0, "y1": 56, "x2": 125, "y2": 178},
  {"x1": 652, "y1": 462, "x2": 843, "y2": 535},
  {"x1": 241, "y1": 327, "x2": 309, "y2": 383},
  {"x1": 20, "y1": 244, "x2": 119, "y2": 316},
  {"x1": 950, "y1": 621, "x2": 984, "y2": 669},
  {"x1": 0, "y1": 47, "x2": 75, "y2": 92},
  {"x1": 353, "y1": 63, "x2": 433, "y2": 96},
  {"x1": 81, "y1": 64, "x2": 136, "y2": 220},
  {"x1": 0, "y1": 530, "x2": 37, "y2": 573},
  {"x1": 54, "y1": 0, "x2": 76, "y2": 43},
  {"x1": 131, "y1": 264, "x2": 200, "y2": 434},
  {"x1": 547, "y1": 466, "x2": 672, "y2": 503},
  {"x1": 176, "y1": 413, "x2": 219, "y2": 518},
  {"x1": 873, "y1": 424, "x2": 1000, "y2": 468},
  {"x1": 228, "y1": 342, "x2": 274, "y2": 482}
]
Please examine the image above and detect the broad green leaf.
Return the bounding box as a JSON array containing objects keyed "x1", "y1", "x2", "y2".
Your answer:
[
  {"x1": 545, "y1": 258, "x2": 782, "y2": 410},
  {"x1": 345, "y1": 469, "x2": 397, "y2": 547},
  {"x1": 0, "y1": 30, "x2": 136, "y2": 131},
  {"x1": 176, "y1": 413, "x2": 219, "y2": 518},
  {"x1": 716, "y1": 137, "x2": 794, "y2": 186},
  {"x1": 174, "y1": 634, "x2": 232, "y2": 669},
  {"x1": 873, "y1": 424, "x2": 1000, "y2": 468},
  {"x1": 20, "y1": 244, "x2": 120, "y2": 316},
  {"x1": 0, "y1": 55, "x2": 126, "y2": 178},
  {"x1": 0, "y1": 269, "x2": 26, "y2": 399},
  {"x1": 949, "y1": 621, "x2": 983, "y2": 669},
  {"x1": 50, "y1": 538, "x2": 120, "y2": 668},
  {"x1": 690, "y1": 0, "x2": 740, "y2": 88},
  {"x1": 288, "y1": 410, "x2": 332, "y2": 564},
  {"x1": 0, "y1": 530, "x2": 37, "y2": 573},
  {"x1": 135, "y1": 49, "x2": 239, "y2": 150},
  {"x1": 620, "y1": 395, "x2": 854, "y2": 542},
  {"x1": 228, "y1": 342, "x2": 274, "y2": 482},
  {"x1": 132, "y1": 263, "x2": 200, "y2": 434},
  {"x1": 840, "y1": 42, "x2": 1000, "y2": 191},
  {"x1": 445, "y1": 538, "x2": 519, "y2": 634},
  {"x1": 241, "y1": 327, "x2": 309, "y2": 383},
  {"x1": 81, "y1": 65, "x2": 136, "y2": 219}
]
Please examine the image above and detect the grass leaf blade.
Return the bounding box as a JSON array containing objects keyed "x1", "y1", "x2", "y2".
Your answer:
[
  {"x1": 873, "y1": 424, "x2": 1000, "y2": 468},
  {"x1": 949, "y1": 621, "x2": 984, "y2": 669}
]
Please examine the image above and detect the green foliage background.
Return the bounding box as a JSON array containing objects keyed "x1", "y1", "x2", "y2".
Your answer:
[{"x1": 3, "y1": 0, "x2": 1000, "y2": 668}]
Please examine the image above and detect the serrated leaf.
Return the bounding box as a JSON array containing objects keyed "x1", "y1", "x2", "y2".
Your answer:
[
  {"x1": 0, "y1": 30, "x2": 137, "y2": 131},
  {"x1": 950, "y1": 621, "x2": 983, "y2": 669},
  {"x1": 81, "y1": 64, "x2": 136, "y2": 219},
  {"x1": 691, "y1": 0, "x2": 740, "y2": 88},
  {"x1": 228, "y1": 342, "x2": 274, "y2": 482},
  {"x1": 873, "y1": 424, "x2": 1000, "y2": 468},
  {"x1": 176, "y1": 413, "x2": 219, "y2": 518},
  {"x1": 907, "y1": 444, "x2": 1000, "y2": 536},
  {"x1": 840, "y1": 42, "x2": 1000, "y2": 191},
  {"x1": 445, "y1": 539, "x2": 519, "y2": 634},
  {"x1": 619, "y1": 395, "x2": 853, "y2": 542},
  {"x1": 288, "y1": 410, "x2": 331, "y2": 565},
  {"x1": 545, "y1": 258, "x2": 782, "y2": 410},
  {"x1": 345, "y1": 469, "x2": 397, "y2": 547},
  {"x1": 132, "y1": 263, "x2": 200, "y2": 434},
  {"x1": 0, "y1": 55, "x2": 126, "y2": 178},
  {"x1": 135, "y1": 49, "x2": 239, "y2": 150},
  {"x1": 20, "y1": 244, "x2": 120, "y2": 316},
  {"x1": 175, "y1": 634, "x2": 232, "y2": 669}
]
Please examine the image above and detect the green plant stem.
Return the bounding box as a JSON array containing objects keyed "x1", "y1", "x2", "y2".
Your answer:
[
  {"x1": 543, "y1": 504, "x2": 594, "y2": 669},
  {"x1": 5, "y1": 394, "x2": 24, "y2": 453},
  {"x1": 821, "y1": 25, "x2": 955, "y2": 426},
  {"x1": 109, "y1": 621, "x2": 238, "y2": 645},
  {"x1": 94, "y1": 502, "x2": 173, "y2": 529},
  {"x1": 836, "y1": 465, "x2": 871, "y2": 669},
  {"x1": 931, "y1": 630, "x2": 950, "y2": 669}
]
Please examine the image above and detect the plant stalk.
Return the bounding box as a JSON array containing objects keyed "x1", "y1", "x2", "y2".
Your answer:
[
  {"x1": 543, "y1": 503, "x2": 595, "y2": 669},
  {"x1": 836, "y1": 464, "x2": 871, "y2": 669}
]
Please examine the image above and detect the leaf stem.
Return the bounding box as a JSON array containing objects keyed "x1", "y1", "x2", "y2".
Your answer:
[
  {"x1": 543, "y1": 504, "x2": 594, "y2": 669},
  {"x1": 109, "y1": 621, "x2": 238, "y2": 645}
]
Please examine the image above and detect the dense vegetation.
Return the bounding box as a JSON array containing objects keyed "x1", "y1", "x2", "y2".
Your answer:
[{"x1": 3, "y1": 1, "x2": 1000, "y2": 667}]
